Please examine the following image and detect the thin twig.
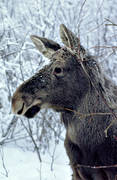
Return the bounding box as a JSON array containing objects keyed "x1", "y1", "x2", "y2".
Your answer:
[
  {"x1": 21, "y1": 119, "x2": 42, "y2": 162},
  {"x1": 50, "y1": 143, "x2": 57, "y2": 171},
  {"x1": 90, "y1": 45, "x2": 117, "y2": 50},
  {"x1": 0, "y1": 147, "x2": 8, "y2": 177},
  {"x1": 76, "y1": 163, "x2": 117, "y2": 169},
  {"x1": 105, "y1": 18, "x2": 117, "y2": 26},
  {"x1": 77, "y1": 0, "x2": 87, "y2": 36}
]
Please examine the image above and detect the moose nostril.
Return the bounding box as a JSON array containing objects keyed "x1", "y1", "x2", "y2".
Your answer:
[{"x1": 17, "y1": 103, "x2": 24, "y2": 114}]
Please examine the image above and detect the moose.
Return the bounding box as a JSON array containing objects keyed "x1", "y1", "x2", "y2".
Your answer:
[{"x1": 12, "y1": 24, "x2": 117, "y2": 180}]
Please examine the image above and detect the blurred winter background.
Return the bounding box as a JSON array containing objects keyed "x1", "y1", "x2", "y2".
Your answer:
[{"x1": 0, "y1": 0, "x2": 117, "y2": 179}]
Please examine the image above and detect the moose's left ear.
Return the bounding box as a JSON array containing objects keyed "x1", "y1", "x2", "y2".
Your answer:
[
  {"x1": 30, "y1": 35, "x2": 61, "y2": 58},
  {"x1": 60, "y1": 24, "x2": 87, "y2": 56},
  {"x1": 60, "y1": 24, "x2": 79, "y2": 49}
]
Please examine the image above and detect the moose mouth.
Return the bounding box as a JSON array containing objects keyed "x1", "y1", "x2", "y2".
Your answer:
[{"x1": 17, "y1": 103, "x2": 41, "y2": 118}]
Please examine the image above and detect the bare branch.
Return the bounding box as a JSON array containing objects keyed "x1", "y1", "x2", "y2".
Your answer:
[
  {"x1": 0, "y1": 147, "x2": 8, "y2": 177},
  {"x1": 21, "y1": 119, "x2": 42, "y2": 162}
]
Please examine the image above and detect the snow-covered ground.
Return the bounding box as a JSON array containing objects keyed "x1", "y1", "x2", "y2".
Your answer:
[{"x1": 0, "y1": 142, "x2": 71, "y2": 180}]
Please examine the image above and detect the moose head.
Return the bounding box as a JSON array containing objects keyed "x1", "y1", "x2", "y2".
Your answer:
[{"x1": 12, "y1": 24, "x2": 96, "y2": 118}]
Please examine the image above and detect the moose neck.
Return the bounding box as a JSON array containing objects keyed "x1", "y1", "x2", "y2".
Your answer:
[
  {"x1": 78, "y1": 87, "x2": 108, "y2": 115},
  {"x1": 62, "y1": 84, "x2": 111, "y2": 130},
  {"x1": 62, "y1": 85, "x2": 113, "y2": 150}
]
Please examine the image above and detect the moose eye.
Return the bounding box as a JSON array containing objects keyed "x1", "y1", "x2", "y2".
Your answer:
[
  {"x1": 54, "y1": 67, "x2": 62, "y2": 73},
  {"x1": 53, "y1": 67, "x2": 63, "y2": 76}
]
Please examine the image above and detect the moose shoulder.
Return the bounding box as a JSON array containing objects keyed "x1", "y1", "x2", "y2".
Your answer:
[{"x1": 12, "y1": 24, "x2": 117, "y2": 180}]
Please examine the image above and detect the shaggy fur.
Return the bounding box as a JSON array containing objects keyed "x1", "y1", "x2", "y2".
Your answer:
[{"x1": 12, "y1": 24, "x2": 117, "y2": 180}]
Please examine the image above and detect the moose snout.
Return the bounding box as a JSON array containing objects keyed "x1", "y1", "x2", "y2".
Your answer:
[
  {"x1": 12, "y1": 88, "x2": 42, "y2": 117},
  {"x1": 12, "y1": 92, "x2": 26, "y2": 115}
]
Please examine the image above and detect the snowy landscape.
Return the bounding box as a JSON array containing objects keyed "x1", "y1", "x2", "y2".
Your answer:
[
  {"x1": 0, "y1": 142, "x2": 71, "y2": 180},
  {"x1": 1, "y1": 0, "x2": 117, "y2": 179}
]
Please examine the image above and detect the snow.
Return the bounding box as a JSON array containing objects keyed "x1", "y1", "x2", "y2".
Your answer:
[{"x1": 0, "y1": 143, "x2": 71, "y2": 180}]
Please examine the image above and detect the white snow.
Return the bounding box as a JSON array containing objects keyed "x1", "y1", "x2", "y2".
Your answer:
[{"x1": 0, "y1": 143, "x2": 71, "y2": 180}]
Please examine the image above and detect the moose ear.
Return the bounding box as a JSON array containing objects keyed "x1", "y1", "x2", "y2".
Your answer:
[
  {"x1": 60, "y1": 24, "x2": 79, "y2": 49},
  {"x1": 30, "y1": 35, "x2": 61, "y2": 58},
  {"x1": 60, "y1": 24, "x2": 86, "y2": 56}
]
